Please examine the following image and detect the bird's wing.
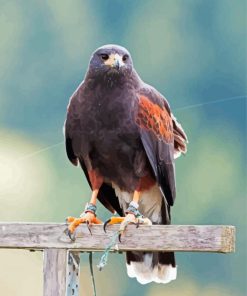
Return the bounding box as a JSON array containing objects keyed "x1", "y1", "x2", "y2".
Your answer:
[
  {"x1": 172, "y1": 114, "x2": 188, "y2": 159},
  {"x1": 136, "y1": 86, "x2": 187, "y2": 206},
  {"x1": 65, "y1": 88, "x2": 123, "y2": 216},
  {"x1": 64, "y1": 83, "x2": 83, "y2": 167}
]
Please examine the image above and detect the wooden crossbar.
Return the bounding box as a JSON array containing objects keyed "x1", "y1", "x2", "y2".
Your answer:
[
  {"x1": 0, "y1": 223, "x2": 236, "y2": 295},
  {"x1": 0, "y1": 223, "x2": 235, "y2": 253}
]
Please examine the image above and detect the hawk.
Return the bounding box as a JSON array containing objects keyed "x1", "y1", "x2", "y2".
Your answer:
[{"x1": 64, "y1": 44, "x2": 188, "y2": 284}]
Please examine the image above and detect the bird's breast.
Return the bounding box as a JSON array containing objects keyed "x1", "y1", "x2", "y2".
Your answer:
[
  {"x1": 70, "y1": 85, "x2": 152, "y2": 191},
  {"x1": 82, "y1": 89, "x2": 138, "y2": 138}
]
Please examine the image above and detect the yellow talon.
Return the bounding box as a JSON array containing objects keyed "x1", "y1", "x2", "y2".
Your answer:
[{"x1": 65, "y1": 212, "x2": 102, "y2": 241}]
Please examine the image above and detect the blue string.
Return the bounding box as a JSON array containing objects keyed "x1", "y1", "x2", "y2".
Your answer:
[{"x1": 97, "y1": 231, "x2": 119, "y2": 271}]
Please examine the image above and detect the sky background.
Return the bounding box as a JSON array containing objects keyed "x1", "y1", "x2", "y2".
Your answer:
[{"x1": 0, "y1": 0, "x2": 246, "y2": 295}]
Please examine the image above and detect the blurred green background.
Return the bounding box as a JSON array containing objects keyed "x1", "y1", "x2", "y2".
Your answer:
[{"x1": 0, "y1": 0, "x2": 246, "y2": 295}]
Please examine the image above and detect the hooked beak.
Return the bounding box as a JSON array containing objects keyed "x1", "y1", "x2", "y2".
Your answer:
[
  {"x1": 114, "y1": 59, "x2": 120, "y2": 70},
  {"x1": 104, "y1": 54, "x2": 124, "y2": 69}
]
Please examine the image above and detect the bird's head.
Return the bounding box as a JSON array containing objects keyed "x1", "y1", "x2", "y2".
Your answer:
[{"x1": 88, "y1": 44, "x2": 134, "y2": 79}]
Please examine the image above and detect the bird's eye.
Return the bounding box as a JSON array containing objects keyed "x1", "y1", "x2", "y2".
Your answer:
[
  {"x1": 122, "y1": 54, "x2": 129, "y2": 62},
  {"x1": 100, "y1": 54, "x2": 109, "y2": 61}
]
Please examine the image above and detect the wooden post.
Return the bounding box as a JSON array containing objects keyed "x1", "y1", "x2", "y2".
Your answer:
[
  {"x1": 43, "y1": 250, "x2": 80, "y2": 296},
  {"x1": 43, "y1": 249, "x2": 67, "y2": 296}
]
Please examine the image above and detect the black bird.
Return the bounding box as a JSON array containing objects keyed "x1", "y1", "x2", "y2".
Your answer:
[{"x1": 64, "y1": 44, "x2": 187, "y2": 284}]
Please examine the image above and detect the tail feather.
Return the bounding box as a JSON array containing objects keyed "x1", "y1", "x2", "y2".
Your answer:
[{"x1": 126, "y1": 252, "x2": 176, "y2": 284}]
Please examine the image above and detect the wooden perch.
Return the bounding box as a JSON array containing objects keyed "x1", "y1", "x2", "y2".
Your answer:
[
  {"x1": 0, "y1": 223, "x2": 235, "y2": 253},
  {"x1": 0, "y1": 223, "x2": 235, "y2": 296}
]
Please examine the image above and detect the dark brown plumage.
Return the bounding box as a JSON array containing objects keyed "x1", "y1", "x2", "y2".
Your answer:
[{"x1": 64, "y1": 44, "x2": 187, "y2": 284}]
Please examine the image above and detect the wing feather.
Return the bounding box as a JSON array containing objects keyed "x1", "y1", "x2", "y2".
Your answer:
[
  {"x1": 172, "y1": 114, "x2": 188, "y2": 158},
  {"x1": 135, "y1": 87, "x2": 186, "y2": 206},
  {"x1": 64, "y1": 90, "x2": 123, "y2": 216}
]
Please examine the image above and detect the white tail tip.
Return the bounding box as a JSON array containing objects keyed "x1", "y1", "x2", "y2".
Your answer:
[{"x1": 127, "y1": 262, "x2": 177, "y2": 285}]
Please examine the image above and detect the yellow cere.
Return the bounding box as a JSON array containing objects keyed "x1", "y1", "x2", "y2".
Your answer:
[{"x1": 104, "y1": 53, "x2": 124, "y2": 67}]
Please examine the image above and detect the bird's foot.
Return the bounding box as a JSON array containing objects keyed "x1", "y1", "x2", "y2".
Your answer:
[
  {"x1": 104, "y1": 213, "x2": 152, "y2": 242},
  {"x1": 65, "y1": 203, "x2": 102, "y2": 241}
]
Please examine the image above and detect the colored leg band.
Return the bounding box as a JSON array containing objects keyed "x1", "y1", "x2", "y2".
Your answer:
[
  {"x1": 80, "y1": 203, "x2": 97, "y2": 217},
  {"x1": 125, "y1": 204, "x2": 142, "y2": 218}
]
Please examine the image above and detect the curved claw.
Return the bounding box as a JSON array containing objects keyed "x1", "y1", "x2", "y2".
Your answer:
[
  {"x1": 64, "y1": 228, "x2": 76, "y2": 241},
  {"x1": 68, "y1": 230, "x2": 76, "y2": 241},
  {"x1": 118, "y1": 232, "x2": 122, "y2": 243},
  {"x1": 86, "y1": 220, "x2": 92, "y2": 235},
  {"x1": 135, "y1": 219, "x2": 140, "y2": 229},
  {"x1": 103, "y1": 219, "x2": 111, "y2": 233}
]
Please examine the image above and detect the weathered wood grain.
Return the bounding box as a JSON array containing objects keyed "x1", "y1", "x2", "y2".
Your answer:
[
  {"x1": 0, "y1": 223, "x2": 235, "y2": 253},
  {"x1": 43, "y1": 249, "x2": 67, "y2": 296}
]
